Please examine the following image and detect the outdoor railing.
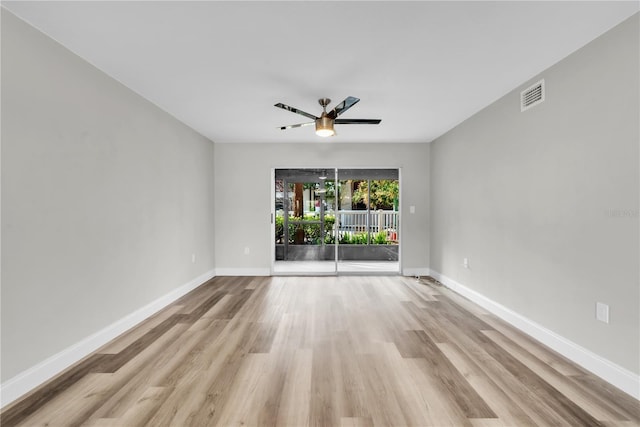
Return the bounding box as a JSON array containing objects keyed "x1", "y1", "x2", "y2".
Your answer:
[{"x1": 337, "y1": 210, "x2": 398, "y2": 233}]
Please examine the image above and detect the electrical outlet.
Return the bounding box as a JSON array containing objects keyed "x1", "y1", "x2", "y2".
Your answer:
[
  {"x1": 463, "y1": 258, "x2": 469, "y2": 269},
  {"x1": 191, "y1": 253, "x2": 196, "y2": 263},
  {"x1": 596, "y1": 302, "x2": 609, "y2": 324},
  {"x1": 244, "y1": 247, "x2": 250, "y2": 255},
  {"x1": 410, "y1": 205, "x2": 416, "y2": 214}
]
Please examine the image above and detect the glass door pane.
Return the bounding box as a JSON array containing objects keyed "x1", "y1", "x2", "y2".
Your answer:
[
  {"x1": 274, "y1": 169, "x2": 336, "y2": 274},
  {"x1": 336, "y1": 169, "x2": 400, "y2": 274}
]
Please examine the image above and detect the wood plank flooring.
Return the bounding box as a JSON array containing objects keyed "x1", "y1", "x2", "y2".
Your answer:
[{"x1": 1, "y1": 276, "x2": 638, "y2": 426}]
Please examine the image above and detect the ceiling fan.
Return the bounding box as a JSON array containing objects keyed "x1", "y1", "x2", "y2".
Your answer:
[{"x1": 275, "y1": 96, "x2": 381, "y2": 137}]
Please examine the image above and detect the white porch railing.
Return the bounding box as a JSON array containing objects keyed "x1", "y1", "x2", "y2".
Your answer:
[{"x1": 336, "y1": 210, "x2": 398, "y2": 234}]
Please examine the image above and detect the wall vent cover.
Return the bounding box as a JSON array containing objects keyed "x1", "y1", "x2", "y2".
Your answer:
[{"x1": 521, "y1": 79, "x2": 545, "y2": 111}]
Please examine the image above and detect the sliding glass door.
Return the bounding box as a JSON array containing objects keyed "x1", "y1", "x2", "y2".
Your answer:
[{"x1": 273, "y1": 168, "x2": 399, "y2": 275}]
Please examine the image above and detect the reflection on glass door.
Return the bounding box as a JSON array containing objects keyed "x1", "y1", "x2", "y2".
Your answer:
[
  {"x1": 273, "y1": 168, "x2": 399, "y2": 275},
  {"x1": 336, "y1": 169, "x2": 399, "y2": 274}
]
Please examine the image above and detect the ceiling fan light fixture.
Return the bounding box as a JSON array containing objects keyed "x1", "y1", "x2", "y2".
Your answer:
[
  {"x1": 315, "y1": 115, "x2": 335, "y2": 137},
  {"x1": 276, "y1": 96, "x2": 379, "y2": 137}
]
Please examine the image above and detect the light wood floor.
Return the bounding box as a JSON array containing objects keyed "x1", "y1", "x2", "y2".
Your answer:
[{"x1": 2, "y1": 276, "x2": 638, "y2": 426}]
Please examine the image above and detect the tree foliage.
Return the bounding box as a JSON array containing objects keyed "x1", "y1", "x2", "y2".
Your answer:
[{"x1": 352, "y1": 180, "x2": 398, "y2": 210}]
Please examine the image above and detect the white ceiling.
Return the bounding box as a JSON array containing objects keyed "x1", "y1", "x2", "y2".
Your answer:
[{"x1": 3, "y1": 1, "x2": 638, "y2": 144}]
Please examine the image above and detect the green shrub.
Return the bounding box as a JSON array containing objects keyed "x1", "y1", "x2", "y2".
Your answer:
[
  {"x1": 373, "y1": 231, "x2": 388, "y2": 244},
  {"x1": 340, "y1": 232, "x2": 369, "y2": 244},
  {"x1": 275, "y1": 216, "x2": 284, "y2": 242},
  {"x1": 275, "y1": 214, "x2": 336, "y2": 245}
]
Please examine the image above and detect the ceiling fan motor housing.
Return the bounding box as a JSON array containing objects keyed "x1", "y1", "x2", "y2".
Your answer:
[{"x1": 316, "y1": 114, "x2": 332, "y2": 128}]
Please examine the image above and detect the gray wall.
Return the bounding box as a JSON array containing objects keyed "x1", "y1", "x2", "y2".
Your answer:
[
  {"x1": 1, "y1": 11, "x2": 216, "y2": 381},
  {"x1": 430, "y1": 14, "x2": 639, "y2": 373},
  {"x1": 213, "y1": 143, "x2": 429, "y2": 274}
]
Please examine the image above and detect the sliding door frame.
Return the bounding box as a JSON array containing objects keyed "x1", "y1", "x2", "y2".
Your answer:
[{"x1": 270, "y1": 166, "x2": 402, "y2": 276}]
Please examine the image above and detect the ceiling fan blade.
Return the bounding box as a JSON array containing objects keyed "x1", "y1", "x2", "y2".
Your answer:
[
  {"x1": 279, "y1": 122, "x2": 315, "y2": 130},
  {"x1": 274, "y1": 103, "x2": 318, "y2": 120},
  {"x1": 334, "y1": 119, "x2": 381, "y2": 125},
  {"x1": 328, "y1": 96, "x2": 360, "y2": 119}
]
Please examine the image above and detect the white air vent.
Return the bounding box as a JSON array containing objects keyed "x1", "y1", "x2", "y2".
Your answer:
[{"x1": 521, "y1": 79, "x2": 545, "y2": 112}]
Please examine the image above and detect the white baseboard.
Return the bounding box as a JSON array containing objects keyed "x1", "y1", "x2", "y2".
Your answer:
[
  {"x1": 402, "y1": 267, "x2": 432, "y2": 277},
  {"x1": 429, "y1": 270, "x2": 640, "y2": 400},
  {"x1": 0, "y1": 269, "x2": 216, "y2": 408},
  {"x1": 215, "y1": 268, "x2": 270, "y2": 276}
]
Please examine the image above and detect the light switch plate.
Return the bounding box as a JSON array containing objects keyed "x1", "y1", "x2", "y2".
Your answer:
[{"x1": 596, "y1": 302, "x2": 609, "y2": 323}]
